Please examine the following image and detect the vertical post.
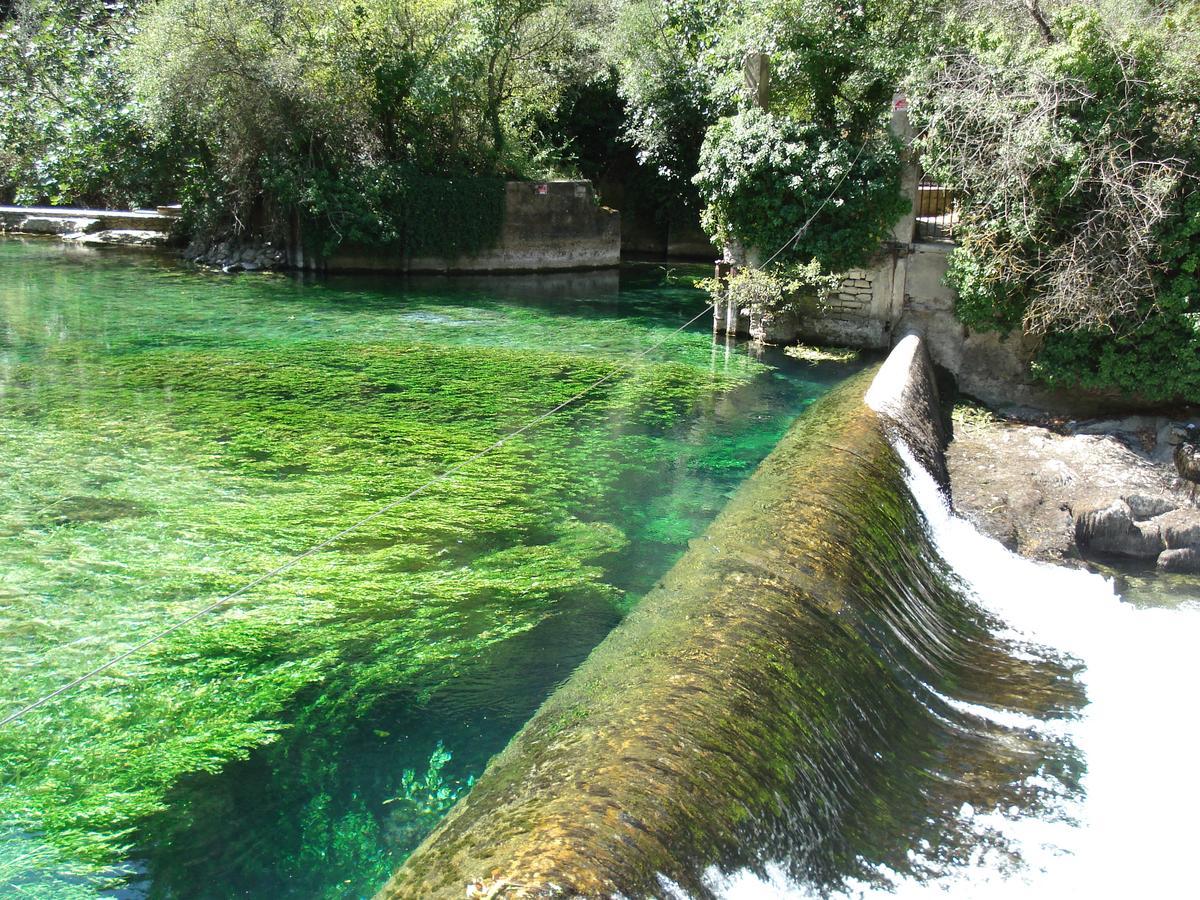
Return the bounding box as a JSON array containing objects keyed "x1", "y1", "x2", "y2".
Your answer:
[
  {"x1": 889, "y1": 92, "x2": 918, "y2": 246},
  {"x1": 743, "y1": 53, "x2": 770, "y2": 111},
  {"x1": 715, "y1": 53, "x2": 772, "y2": 338},
  {"x1": 887, "y1": 93, "x2": 919, "y2": 340}
]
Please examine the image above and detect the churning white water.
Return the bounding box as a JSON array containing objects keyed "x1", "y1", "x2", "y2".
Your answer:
[{"x1": 709, "y1": 442, "x2": 1200, "y2": 899}]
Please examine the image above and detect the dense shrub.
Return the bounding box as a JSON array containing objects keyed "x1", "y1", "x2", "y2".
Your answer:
[
  {"x1": 1, "y1": 0, "x2": 593, "y2": 254},
  {"x1": 912, "y1": 2, "x2": 1200, "y2": 402},
  {"x1": 695, "y1": 108, "x2": 907, "y2": 273},
  {"x1": 0, "y1": 0, "x2": 177, "y2": 207}
]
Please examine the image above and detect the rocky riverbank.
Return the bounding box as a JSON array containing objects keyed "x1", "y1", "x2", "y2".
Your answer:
[
  {"x1": 947, "y1": 404, "x2": 1200, "y2": 574},
  {"x1": 184, "y1": 238, "x2": 286, "y2": 273}
]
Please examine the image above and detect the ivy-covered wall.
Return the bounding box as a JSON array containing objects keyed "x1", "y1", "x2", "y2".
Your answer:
[{"x1": 290, "y1": 181, "x2": 620, "y2": 274}]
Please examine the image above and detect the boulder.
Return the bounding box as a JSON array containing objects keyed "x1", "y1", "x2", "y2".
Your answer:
[
  {"x1": 1157, "y1": 547, "x2": 1200, "y2": 574},
  {"x1": 1125, "y1": 493, "x2": 1178, "y2": 521},
  {"x1": 1075, "y1": 499, "x2": 1165, "y2": 559},
  {"x1": 1154, "y1": 508, "x2": 1200, "y2": 550}
]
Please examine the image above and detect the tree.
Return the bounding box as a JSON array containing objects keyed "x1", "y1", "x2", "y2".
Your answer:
[
  {"x1": 122, "y1": 0, "x2": 595, "y2": 251},
  {"x1": 911, "y1": 1, "x2": 1200, "y2": 401},
  {"x1": 0, "y1": 0, "x2": 174, "y2": 206}
]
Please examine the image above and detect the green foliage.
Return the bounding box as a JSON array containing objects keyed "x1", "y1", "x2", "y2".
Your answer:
[
  {"x1": 608, "y1": 0, "x2": 934, "y2": 218},
  {"x1": 747, "y1": 0, "x2": 934, "y2": 131},
  {"x1": 384, "y1": 742, "x2": 474, "y2": 848},
  {"x1": 1033, "y1": 190, "x2": 1200, "y2": 401},
  {"x1": 699, "y1": 261, "x2": 839, "y2": 317},
  {"x1": 271, "y1": 163, "x2": 507, "y2": 260},
  {"x1": 126, "y1": 0, "x2": 526, "y2": 252},
  {"x1": 912, "y1": 2, "x2": 1200, "y2": 402},
  {"x1": 695, "y1": 108, "x2": 907, "y2": 273},
  {"x1": 0, "y1": 0, "x2": 177, "y2": 206},
  {"x1": 2, "y1": 0, "x2": 598, "y2": 253},
  {"x1": 607, "y1": 0, "x2": 730, "y2": 212}
]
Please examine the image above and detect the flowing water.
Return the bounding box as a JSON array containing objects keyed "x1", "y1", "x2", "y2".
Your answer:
[
  {"x1": 710, "y1": 442, "x2": 1200, "y2": 899},
  {"x1": 0, "y1": 237, "x2": 869, "y2": 898}
]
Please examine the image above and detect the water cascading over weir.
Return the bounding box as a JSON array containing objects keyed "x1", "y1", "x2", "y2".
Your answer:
[{"x1": 379, "y1": 336, "x2": 1082, "y2": 899}]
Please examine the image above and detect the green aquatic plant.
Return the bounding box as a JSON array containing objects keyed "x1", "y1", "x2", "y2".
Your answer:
[
  {"x1": 0, "y1": 245, "x2": 860, "y2": 896},
  {"x1": 786, "y1": 343, "x2": 860, "y2": 365},
  {"x1": 384, "y1": 742, "x2": 475, "y2": 850}
]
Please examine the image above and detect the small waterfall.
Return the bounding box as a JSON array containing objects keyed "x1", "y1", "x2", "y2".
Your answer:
[
  {"x1": 711, "y1": 413, "x2": 1200, "y2": 898},
  {"x1": 379, "y1": 337, "x2": 1198, "y2": 898}
]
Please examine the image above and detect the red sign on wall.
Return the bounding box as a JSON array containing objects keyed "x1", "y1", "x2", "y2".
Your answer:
[{"x1": 536, "y1": 183, "x2": 549, "y2": 195}]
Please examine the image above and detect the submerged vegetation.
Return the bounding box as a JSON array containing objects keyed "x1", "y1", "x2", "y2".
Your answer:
[{"x1": 0, "y1": 247, "x2": 862, "y2": 894}]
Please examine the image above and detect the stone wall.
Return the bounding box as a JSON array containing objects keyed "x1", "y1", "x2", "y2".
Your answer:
[
  {"x1": 304, "y1": 180, "x2": 620, "y2": 274},
  {"x1": 792, "y1": 264, "x2": 899, "y2": 349}
]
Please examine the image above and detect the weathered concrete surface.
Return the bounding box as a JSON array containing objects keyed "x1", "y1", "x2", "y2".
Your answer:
[
  {"x1": 379, "y1": 339, "x2": 958, "y2": 899},
  {"x1": 0, "y1": 205, "x2": 175, "y2": 236},
  {"x1": 318, "y1": 181, "x2": 620, "y2": 274},
  {"x1": 896, "y1": 244, "x2": 1092, "y2": 412},
  {"x1": 865, "y1": 332, "x2": 949, "y2": 489},
  {"x1": 947, "y1": 408, "x2": 1200, "y2": 568},
  {"x1": 71, "y1": 229, "x2": 171, "y2": 247}
]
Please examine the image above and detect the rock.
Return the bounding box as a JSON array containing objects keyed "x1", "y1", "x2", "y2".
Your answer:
[
  {"x1": 1125, "y1": 493, "x2": 1178, "y2": 521},
  {"x1": 71, "y1": 228, "x2": 169, "y2": 247},
  {"x1": 1075, "y1": 499, "x2": 1164, "y2": 559},
  {"x1": 1154, "y1": 420, "x2": 1178, "y2": 463},
  {"x1": 17, "y1": 215, "x2": 99, "y2": 235},
  {"x1": 949, "y1": 409, "x2": 1192, "y2": 565},
  {"x1": 1154, "y1": 508, "x2": 1200, "y2": 549},
  {"x1": 1157, "y1": 547, "x2": 1200, "y2": 574}
]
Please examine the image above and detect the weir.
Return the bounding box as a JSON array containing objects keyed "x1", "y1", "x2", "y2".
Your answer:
[{"x1": 379, "y1": 337, "x2": 1083, "y2": 898}]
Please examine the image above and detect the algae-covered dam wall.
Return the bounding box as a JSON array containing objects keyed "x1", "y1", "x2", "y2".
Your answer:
[{"x1": 378, "y1": 337, "x2": 1079, "y2": 898}]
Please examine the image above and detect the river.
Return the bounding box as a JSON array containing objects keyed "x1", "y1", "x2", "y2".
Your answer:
[{"x1": 0, "y1": 237, "x2": 867, "y2": 897}]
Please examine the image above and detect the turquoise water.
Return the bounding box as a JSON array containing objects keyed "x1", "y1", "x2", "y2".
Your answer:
[{"x1": 0, "y1": 237, "x2": 867, "y2": 897}]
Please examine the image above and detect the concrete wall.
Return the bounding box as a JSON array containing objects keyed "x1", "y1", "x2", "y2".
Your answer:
[
  {"x1": 895, "y1": 243, "x2": 1091, "y2": 411},
  {"x1": 310, "y1": 180, "x2": 620, "y2": 274},
  {"x1": 0, "y1": 206, "x2": 176, "y2": 234}
]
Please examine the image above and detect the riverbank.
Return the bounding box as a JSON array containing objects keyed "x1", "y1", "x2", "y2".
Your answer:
[
  {"x1": 947, "y1": 403, "x2": 1200, "y2": 573},
  {"x1": 0, "y1": 182, "x2": 622, "y2": 275}
]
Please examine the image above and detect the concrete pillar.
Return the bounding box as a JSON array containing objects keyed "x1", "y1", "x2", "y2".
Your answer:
[
  {"x1": 890, "y1": 92, "x2": 919, "y2": 246},
  {"x1": 715, "y1": 54, "x2": 774, "y2": 339},
  {"x1": 743, "y1": 53, "x2": 770, "y2": 110}
]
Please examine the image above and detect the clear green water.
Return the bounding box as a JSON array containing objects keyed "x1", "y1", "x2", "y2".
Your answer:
[{"x1": 0, "y1": 237, "x2": 867, "y2": 898}]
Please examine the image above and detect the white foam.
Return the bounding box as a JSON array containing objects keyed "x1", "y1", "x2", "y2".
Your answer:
[{"x1": 706, "y1": 442, "x2": 1200, "y2": 899}]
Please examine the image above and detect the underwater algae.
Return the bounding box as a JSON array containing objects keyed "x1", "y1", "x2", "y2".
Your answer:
[
  {"x1": 0, "y1": 242, "x2": 866, "y2": 897},
  {"x1": 383, "y1": 364, "x2": 1085, "y2": 899}
]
